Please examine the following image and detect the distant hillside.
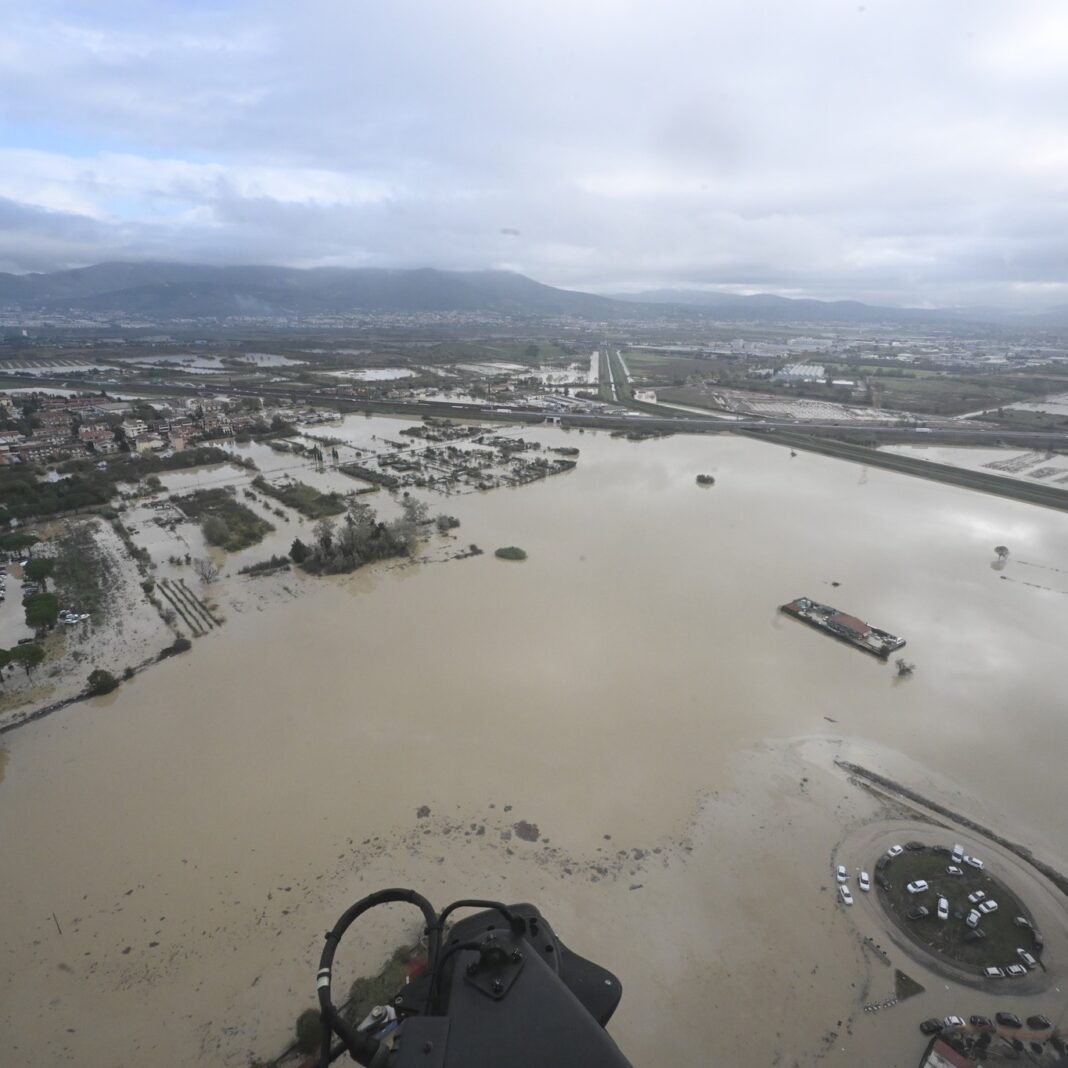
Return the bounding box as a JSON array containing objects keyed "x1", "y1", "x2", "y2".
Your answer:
[
  {"x1": 0, "y1": 263, "x2": 623, "y2": 320},
  {"x1": 613, "y1": 288, "x2": 1068, "y2": 329},
  {"x1": 612, "y1": 288, "x2": 949, "y2": 324},
  {"x1": 0, "y1": 263, "x2": 1054, "y2": 327}
]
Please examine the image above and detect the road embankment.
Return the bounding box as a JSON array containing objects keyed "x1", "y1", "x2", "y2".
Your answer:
[{"x1": 755, "y1": 430, "x2": 1068, "y2": 512}]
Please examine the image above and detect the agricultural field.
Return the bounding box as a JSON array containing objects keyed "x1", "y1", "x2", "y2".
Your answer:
[{"x1": 171, "y1": 489, "x2": 274, "y2": 552}]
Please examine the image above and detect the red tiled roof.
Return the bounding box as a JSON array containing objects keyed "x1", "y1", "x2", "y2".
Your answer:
[
  {"x1": 922, "y1": 1039, "x2": 971, "y2": 1068},
  {"x1": 828, "y1": 612, "x2": 870, "y2": 636}
]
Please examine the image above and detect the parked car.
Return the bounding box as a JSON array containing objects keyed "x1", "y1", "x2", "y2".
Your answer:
[
  {"x1": 978, "y1": 900, "x2": 998, "y2": 914},
  {"x1": 920, "y1": 1018, "x2": 944, "y2": 1035},
  {"x1": 839, "y1": 885, "x2": 853, "y2": 906},
  {"x1": 946, "y1": 865, "x2": 963, "y2": 876},
  {"x1": 964, "y1": 928, "x2": 986, "y2": 942},
  {"x1": 906, "y1": 905, "x2": 929, "y2": 920},
  {"x1": 905, "y1": 841, "x2": 926, "y2": 851},
  {"x1": 858, "y1": 871, "x2": 870, "y2": 892},
  {"x1": 966, "y1": 909, "x2": 981, "y2": 928},
  {"x1": 1017, "y1": 949, "x2": 1037, "y2": 969},
  {"x1": 964, "y1": 855, "x2": 985, "y2": 869},
  {"x1": 996, "y1": 1012, "x2": 1022, "y2": 1028},
  {"x1": 943, "y1": 1015, "x2": 965, "y2": 1029},
  {"x1": 1027, "y1": 1015, "x2": 1052, "y2": 1030},
  {"x1": 906, "y1": 880, "x2": 929, "y2": 894},
  {"x1": 968, "y1": 890, "x2": 986, "y2": 904},
  {"x1": 937, "y1": 897, "x2": 949, "y2": 920},
  {"x1": 887, "y1": 844, "x2": 904, "y2": 858},
  {"x1": 835, "y1": 865, "x2": 847, "y2": 884},
  {"x1": 1005, "y1": 964, "x2": 1027, "y2": 978},
  {"x1": 1013, "y1": 916, "x2": 1033, "y2": 929},
  {"x1": 970, "y1": 1015, "x2": 993, "y2": 1028},
  {"x1": 983, "y1": 966, "x2": 1005, "y2": 979},
  {"x1": 951, "y1": 843, "x2": 964, "y2": 862}
]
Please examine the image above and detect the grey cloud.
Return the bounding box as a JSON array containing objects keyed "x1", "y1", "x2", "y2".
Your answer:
[{"x1": 1, "y1": 1, "x2": 1066, "y2": 307}]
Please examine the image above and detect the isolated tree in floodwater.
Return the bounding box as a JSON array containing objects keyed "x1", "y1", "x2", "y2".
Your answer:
[
  {"x1": 994, "y1": 545, "x2": 1009, "y2": 560},
  {"x1": 193, "y1": 557, "x2": 220, "y2": 584}
]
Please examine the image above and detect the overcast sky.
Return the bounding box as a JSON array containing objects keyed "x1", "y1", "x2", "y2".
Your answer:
[{"x1": 1, "y1": 0, "x2": 1066, "y2": 306}]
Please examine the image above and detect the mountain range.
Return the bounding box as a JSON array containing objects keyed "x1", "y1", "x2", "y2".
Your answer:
[{"x1": 0, "y1": 262, "x2": 1064, "y2": 328}]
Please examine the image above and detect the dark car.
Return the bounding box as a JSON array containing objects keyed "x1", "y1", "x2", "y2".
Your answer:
[
  {"x1": 1027, "y1": 1015, "x2": 1051, "y2": 1030},
  {"x1": 906, "y1": 905, "x2": 929, "y2": 920},
  {"x1": 963, "y1": 927, "x2": 986, "y2": 941},
  {"x1": 905, "y1": 841, "x2": 926, "y2": 851},
  {"x1": 970, "y1": 1015, "x2": 993, "y2": 1029},
  {"x1": 920, "y1": 1018, "x2": 943, "y2": 1035},
  {"x1": 996, "y1": 1012, "x2": 1022, "y2": 1028}
]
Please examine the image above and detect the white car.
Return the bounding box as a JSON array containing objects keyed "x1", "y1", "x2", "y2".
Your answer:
[
  {"x1": 858, "y1": 871, "x2": 870, "y2": 892},
  {"x1": 964, "y1": 855, "x2": 984, "y2": 869},
  {"x1": 968, "y1": 890, "x2": 986, "y2": 904},
  {"x1": 835, "y1": 865, "x2": 847, "y2": 884},
  {"x1": 1017, "y1": 949, "x2": 1037, "y2": 969},
  {"x1": 966, "y1": 910, "x2": 981, "y2": 928},
  {"x1": 1005, "y1": 964, "x2": 1027, "y2": 977},
  {"x1": 951, "y1": 844, "x2": 964, "y2": 863},
  {"x1": 887, "y1": 845, "x2": 904, "y2": 858},
  {"x1": 946, "y1": 865, "x2": 963, "y2": 876},
  {"x1": 983, "y1": 966, "x2": 1005, "y2": 979},
  {"x1": 978, "y1": 900, "x2": 998, "y2": 914},
  {"x1": 906, "y1": 880, "x2": 929, "y2": 894},
  {"x1": 943, "y1": 1015, "x2": 965, "y2": 1030},
  {"x1": 839, "y1": 885, "x2": 854, "y2": 906},
  {"x1": 937, "y1": 897, "x2": 949, "y2": 920}
]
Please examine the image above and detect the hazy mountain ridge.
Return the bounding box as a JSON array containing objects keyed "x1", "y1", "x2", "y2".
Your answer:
[
  {"x1": 0, "y1": 263, "x2": 1063, "y2": 327},
  {"x1": 0, "y1": 263, "x2": 621, "y2": 320},
  {"x1": 614, "y1": 287, "x2": 1068, "y2": 328}
]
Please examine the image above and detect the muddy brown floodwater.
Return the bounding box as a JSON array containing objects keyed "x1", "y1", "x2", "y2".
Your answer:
[{"x1": 1, "y1": 428, "x2": 1067, "y2": 1066}]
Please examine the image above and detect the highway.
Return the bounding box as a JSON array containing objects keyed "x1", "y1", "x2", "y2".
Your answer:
[{"x1": 6, "y1": 371, "x2": 1068, "y2": 450}]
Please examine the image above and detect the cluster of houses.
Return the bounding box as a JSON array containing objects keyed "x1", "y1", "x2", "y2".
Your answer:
[{"x1": 0, "y1": 391, "x2": 304, "y2": 467}]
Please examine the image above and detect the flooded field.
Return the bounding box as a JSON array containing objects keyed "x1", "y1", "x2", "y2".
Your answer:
[
  {"x1": 881, "y1": 443, "x2": 1068, "y2": 484},
  {"x1": 2, "y1": 428, "x2": 1067, "y2": 1066}
]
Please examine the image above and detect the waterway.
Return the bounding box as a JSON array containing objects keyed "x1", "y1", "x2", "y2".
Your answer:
[{"x1": 1, "y1": 428, "x2": 1066, "y2": 1066}]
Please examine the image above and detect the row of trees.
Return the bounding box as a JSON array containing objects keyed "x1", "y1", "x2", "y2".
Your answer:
[{"x1": 290, "y1": 497, "x2": 429, "y2": 574}]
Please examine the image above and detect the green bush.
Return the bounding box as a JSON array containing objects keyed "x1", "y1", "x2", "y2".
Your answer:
[
  {"x1": 86, "y1": 669, "x2": 119, "y2": 696},
  {"x1": 202, "y1": 515, "x2": 230, "y2": 546},
  {"x1": 158, "y1": 636, "x2": 193, "y2": 660},
  {"x1": 494, "y1": 546, "x2": 527, "y2": 561}
]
